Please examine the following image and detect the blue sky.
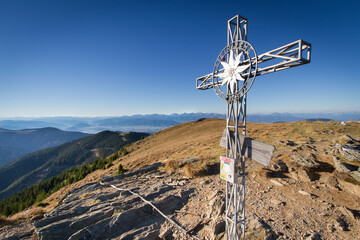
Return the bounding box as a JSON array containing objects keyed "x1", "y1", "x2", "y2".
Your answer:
[{"x1": 0, "y1": 0, "x2": 359, "y2": 117}]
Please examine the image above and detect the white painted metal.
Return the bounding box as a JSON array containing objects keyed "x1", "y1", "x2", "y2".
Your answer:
[
  {"x1": 196, "y1": 39, "x2": 311, "y2": 91},
  {"x1": 195, "y1": 14, "x2": 311, "y2": 240},
  {"x1": 213, "y1": 40, "x2": 258, "y2": 101}
]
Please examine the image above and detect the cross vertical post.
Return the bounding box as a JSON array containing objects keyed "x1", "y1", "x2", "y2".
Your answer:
[
  {"x1": 196, "y1": 14, "x2": 311, "y2": 240},
  {"x1": 224, "y1": 15, "x2": 248, "y2": 239}
]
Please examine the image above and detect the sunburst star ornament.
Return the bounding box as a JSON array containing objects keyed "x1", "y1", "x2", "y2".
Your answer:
[{"x1": 217, "y1": 50, "x2": 250, "y2": 93}]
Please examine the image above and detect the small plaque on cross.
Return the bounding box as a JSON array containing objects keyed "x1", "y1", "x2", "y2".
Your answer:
[{"x1": 220, "y1": 155, "x2": 236, "y2": 183}]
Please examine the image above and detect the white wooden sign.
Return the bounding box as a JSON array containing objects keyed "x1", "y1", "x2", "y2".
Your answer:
[{"x1": 219, "y1": 129, "x2": 275, "y2": 167}]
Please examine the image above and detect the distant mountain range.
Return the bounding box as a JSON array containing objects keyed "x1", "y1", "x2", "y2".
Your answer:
[
  {"x1": 0, "y1": 112, "x2": 359, "y2": 134},
  {"x1": 0, "y1": 128, "x2": 90, "y2": 167},
  {"x1": 0, "y1": 113, "x2": 225, "y2": 133},
  {"x1": 0, "y1": 130, "x2": 148, "y2": 200}
]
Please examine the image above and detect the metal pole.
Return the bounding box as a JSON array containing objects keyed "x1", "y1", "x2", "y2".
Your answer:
[
  {"x1": 225, "y1": 92, "x2": 246, "y2": 239},
  {"x1": 224, "y1": 15, "x2": 248, "y2": 239}
]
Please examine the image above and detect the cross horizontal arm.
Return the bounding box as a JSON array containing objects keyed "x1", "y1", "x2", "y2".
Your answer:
[
  {"x1": 196, "y1": 72, "x2": 214, "y2": 90},
  {"x1": 255, "y1": 39, "x2": 311, "y2": 76},
  {"x1": 196, "y1": 39, "x2": 311, "y2": 90}
]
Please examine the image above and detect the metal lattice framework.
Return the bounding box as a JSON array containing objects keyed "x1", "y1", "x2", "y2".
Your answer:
[
  {"x1": 195, "y1": 15, "x2": 311, "y2": 240},
  {"x1": 210, "y1": 40, "x2": 257, "y2": 102}
]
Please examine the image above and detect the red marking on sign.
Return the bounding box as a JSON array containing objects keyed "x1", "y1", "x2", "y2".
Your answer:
[{"x1": 221, "y1": 156, "x2": 231, "y2": 163}]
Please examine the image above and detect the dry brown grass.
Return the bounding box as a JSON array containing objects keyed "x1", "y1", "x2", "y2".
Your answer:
[
  {"x1": 183, "y1": 159, "x2": 218, "y2": 178},
  {"x1": 120, "y1": 119, "x2": 225, "y2": 170},
  {"x1": 8, "y1": 118, "x2": 360, "y2": 222},
  {"x1": 165, "y1": 159, "x2": 179, "y2": 172},
  {"x1": 183, "y1": 164, "x2": 195, "y2": 178}
]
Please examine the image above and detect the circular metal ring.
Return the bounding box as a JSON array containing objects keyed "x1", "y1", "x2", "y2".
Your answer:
[{"x1": 212, "y1": 40, "x2": 258, "y2": 101}]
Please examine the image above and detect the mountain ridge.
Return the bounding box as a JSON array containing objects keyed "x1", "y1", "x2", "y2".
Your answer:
[
  {"x1": 1, "y1": 112, "x2": 359, "y2": 134},
  {"x1": 0, "y1": 127, "x2": 91, "y2": 167},
  {"x1": 0, "y1": 130, "x2": 148, "y2": 200}
]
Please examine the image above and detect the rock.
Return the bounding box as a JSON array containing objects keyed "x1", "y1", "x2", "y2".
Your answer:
[
  {"x1": 335, "y1": 216, "x2": 349, "y2": 231},
  {"x1": 298, "y1": 190, "x2": 311, "y2": 196},
  {"x1": 290, "y1": 154, "x2": 320, "y2": 169},
  {"x1": 321, "y1": 175, "x2": 340, "y2": 190},
  {"x1": 333, "y1": 157, "x2": 350, "y2": 173},
  {"x1": 350, "y1": 170, "x2": 360, "y2": 182},
  {"x1": 341, "y1": 144, "x2": 360, "y2": 162},
  {"x1": 339, "y1": 179, "x2": 360, "y2": 197},
  {"x1": 327, "y1": 223, "x2": 336, "y2": 233},
  {"x1": 273, "y1": 160, "x2": 288, "y2": 172},
  {"x1": 307, "y1": 137, "x2": 316, "y2": 144},
  {"x1": 286, "y1": 140, "x2": 297, "y2": 146},
  {"x1": 333, "y1": 156, "x2": 359, "y2": 174},
  {"x1": 343, "y1": 134, "x2": 356, "y2": 142},
  {"x1": 101, "y1": 162, "x2": 164, "y2": 183},
  {"x1": 270, "y1": 198, "x2": 283, "y2": 206},
  {"x1": 177, "y1": 189, "x2": 193, "y2": 199},
  {"x1": 339, "y1": 206, "x2": 360, "y2": 220},
  {"x1": 333, "y1": 157, "x2": 360, "y2": 182},
  {"x1": 68, "y1": 208, "x2": 114, "y2": 230},
  {"x1": 270, "y1": 179, "x2": 284, "y2": 186},
  {"x1": 179, "y1": 157, "x2": 199, "y2": 167},
  {"x1": 213, "y1": 219, "x2": 225, "y2": 236},
  {"x1": 201, "y1": 179, "x2": 211, "y2": 184},
  {"x1": 118, "y1": 222, "x2": 161, "y2": 240},
  {"x1": 159, "y1": 227, "x2": 172, "y2": 239},
  {"x1": 305, "y1": 145, "x2": 317, "y2": 151},
  {"x1": 34, "y1": 162, "x2": 190, "y2": 240},
  {"x1": 0, "y1": 222, "x2": 34, "y2": 240},
  {"x1": 206, "y1": 193, "x2": 225, "y2": 219},
  {"x1": 336, "y1": 136, "x2": 360, "y2": 161},
  {"x1": 207, "y1": 190, "x2": 221, "y2": 201},
  {"x1": 245, "y1": 215, "x2": 276, "y2": 239},
  {"x1": 247, "y1": 215, "x2": 267, "y2": 230},
  {"x1": 30, "y1": 211, "x2": 45, "y2": 222},
  {"x1": 291, "y1": 169, "x2": 319, "y2": 182},
  {"x1": 303, "y1": 231, "x2": 321, "y2": 240}
]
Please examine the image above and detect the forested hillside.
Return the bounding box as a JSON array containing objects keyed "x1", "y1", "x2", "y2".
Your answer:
[
  {"x1": 0, "y1": 149, "x2": 128, "y2": 216},
  {"x1": 0, "y1": 127, "x2": 90, "y2": 167},
  {"x1": 0, "y1": 131, "x2": 148, "y2": 200}
]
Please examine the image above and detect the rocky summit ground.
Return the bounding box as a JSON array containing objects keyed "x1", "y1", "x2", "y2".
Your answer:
[{"x1": 1, "y1": 119, "x2": 360, "y2": 240}]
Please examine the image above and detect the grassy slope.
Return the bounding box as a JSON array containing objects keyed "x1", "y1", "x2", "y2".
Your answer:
[
  {"x1": 121, "y1": 119, "x2": 360, "y2": 170},
  {"x1": 6, "y1": 119, "x2": 360, "y2": 221}
]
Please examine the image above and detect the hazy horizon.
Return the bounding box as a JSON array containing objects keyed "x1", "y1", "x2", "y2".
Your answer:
[{"x1": 0, "y1": 110, "x2": 360, "y2": 119}]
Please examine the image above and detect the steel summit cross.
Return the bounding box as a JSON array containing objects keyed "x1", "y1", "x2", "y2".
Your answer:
[{"x1": 196, "y1": 15, "x2": 311, "y2": 240}]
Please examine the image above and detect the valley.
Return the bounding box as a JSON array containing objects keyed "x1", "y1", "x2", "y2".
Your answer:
[
  {"x1": 0, "y1": 128, "x2": 90, "y2": 167},
  {"x1": 0, "y1": 131, "x2": 148, "y2": 201}
]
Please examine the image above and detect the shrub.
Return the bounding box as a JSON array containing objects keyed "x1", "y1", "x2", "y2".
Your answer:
[
  {"x1": 106, "y1": 162, "x2": 113, "y2": 169},
  {"x1": 116, "y1": 164, "x2": 127, "y2": 175},
  {"x1": 36, "y1": 202, "x2": 49, "y2": 208}
]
